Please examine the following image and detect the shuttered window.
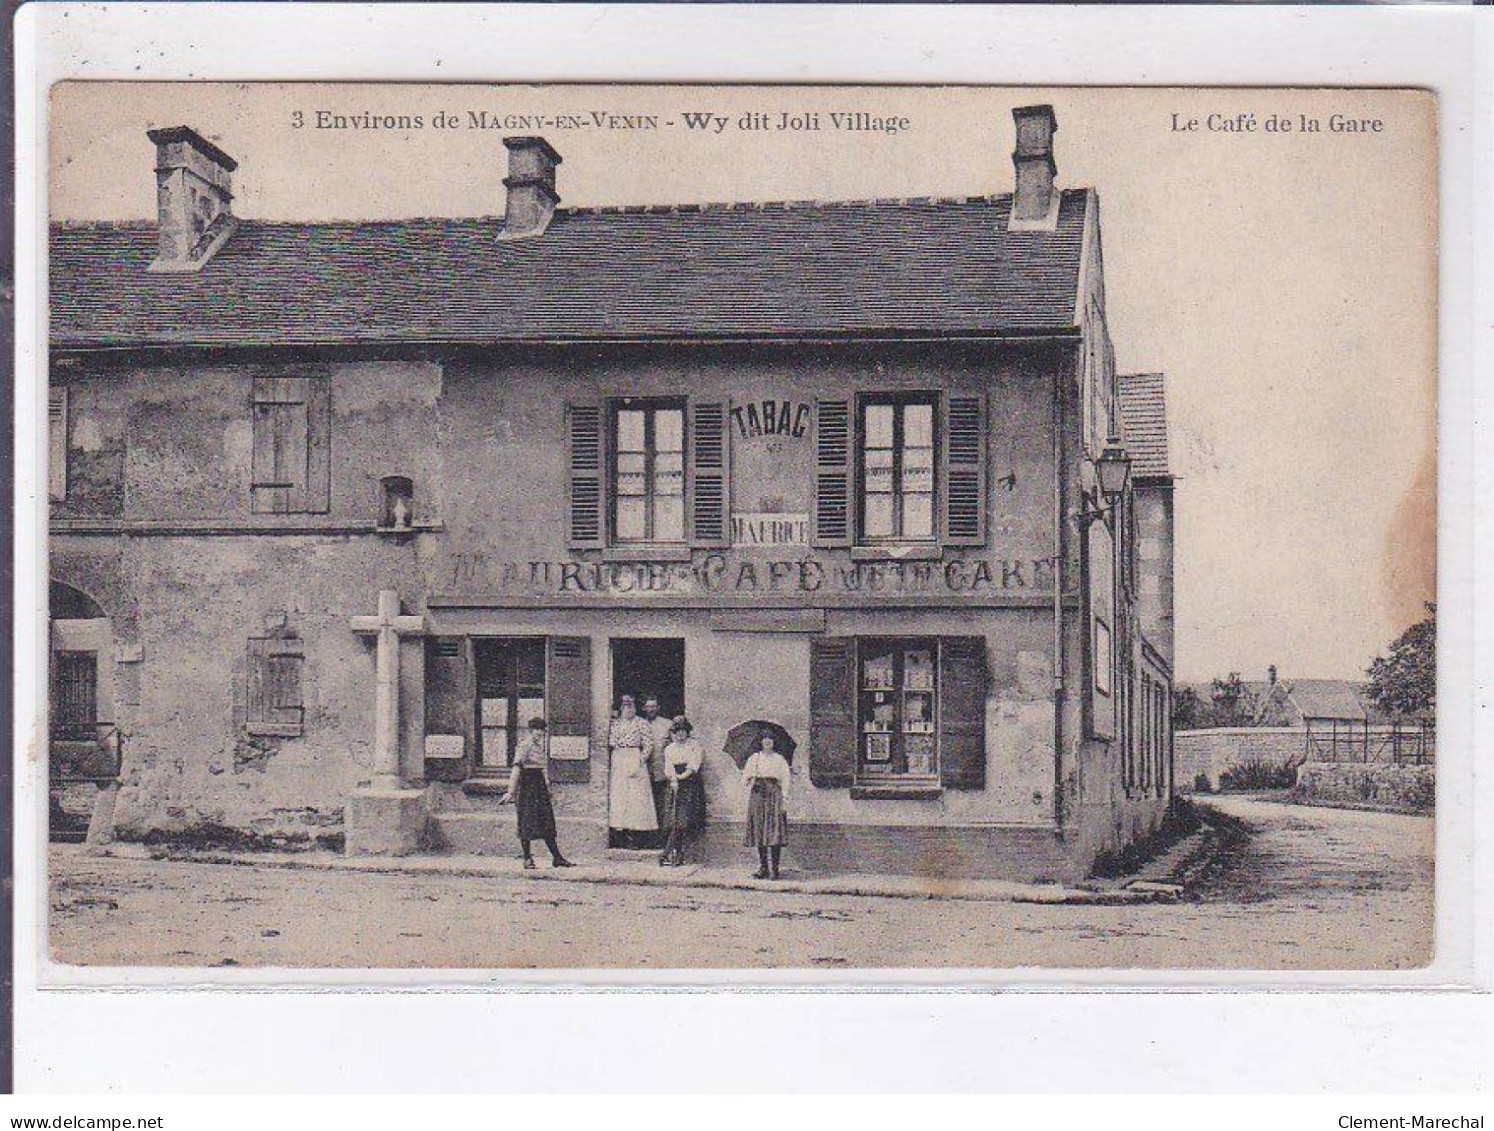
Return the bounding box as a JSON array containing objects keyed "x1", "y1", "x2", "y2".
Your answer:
[
  {"x1": 545, "y1": 636, "x2": 592, "y2": 784},
  {"x1": 566, "y1": 402, "x2": 606, "y2": 548},
  {"x1": 251, "y1": 374, "x2": 330, "y2": 514},
  {"x1": 938, "y1": 636, "x2": 988, "y2": 790},
  {"x1": 689, "y1": 399, "x2": 730, "y2": 547},
  {"x1": 812, "y1": 399, "x2": 853, "y2": 547},
  {"x1": 942, "y1": 393, "x2": 987, "y2": 546},
  {"x1": 569, "y1": 398, "x2": 732, "y2": 549},
  {"x1": 808, "y1": 638, "x2": 858, "y2": 788},
  {"x1": 817, "y1": 391, "x2": 988, "y2": 549},
  {"x1": 246, "y1": 637, "x2": 304, "y2": 737},
  {"x1": 809, "y1": 635, "x2": 987, "y2": 793},
  {"x1": 49, "y1": 388, "x2": 68, "y2": 502}
]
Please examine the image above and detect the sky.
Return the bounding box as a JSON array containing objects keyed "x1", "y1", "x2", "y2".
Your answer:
[{"x1": 47, "y1": 83, "x2": 1438, "y2": 682}]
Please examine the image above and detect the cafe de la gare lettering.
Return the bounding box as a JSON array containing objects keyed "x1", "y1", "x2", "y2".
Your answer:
[{"x1": 48, "y1": 105, "x2": 1176, "y2": 881}]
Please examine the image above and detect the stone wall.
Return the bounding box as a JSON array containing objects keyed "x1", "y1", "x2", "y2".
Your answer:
[
  {"x1": 1292, "y1": 762, "x2": 1435, "y2": 813},
  {"x1": 1176, "y1": 728, "x2": 1307, "y2": 792}
]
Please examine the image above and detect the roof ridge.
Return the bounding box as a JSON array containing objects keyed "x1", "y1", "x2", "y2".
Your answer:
[{"x1": 52, "y1": 187, "x2": 1102, "y2": 231}]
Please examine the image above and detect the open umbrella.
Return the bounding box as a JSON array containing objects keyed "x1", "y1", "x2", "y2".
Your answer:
[{"x1": 723, "y1": 719, "x2": 797, "y2": 767}]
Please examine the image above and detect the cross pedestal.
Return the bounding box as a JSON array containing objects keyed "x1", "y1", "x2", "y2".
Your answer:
[{"x1": 346, "y1": 589, "x2": 429, "y2": 856}]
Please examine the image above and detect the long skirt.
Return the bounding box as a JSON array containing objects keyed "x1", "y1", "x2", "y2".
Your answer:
[
  {"x1": 608, "y1": 748, "x2": 659, "y2": 831},
  {"x1": 743, "y1": 779, "x2": 787, "y2": 847},
  {"x1": 664, "y1": 774, "x2": 707, "y2": 834},
  {"x1": 515, "y1": 767, "x2": 557, "y2": 843}
]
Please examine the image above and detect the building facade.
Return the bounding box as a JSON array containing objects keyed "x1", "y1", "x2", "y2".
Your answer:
[{"x1": 48, "y1": 106, "x2": 1176, "y2": 881}]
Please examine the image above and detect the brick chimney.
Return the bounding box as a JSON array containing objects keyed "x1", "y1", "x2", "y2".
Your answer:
[
  {"x1": 1009, "y1": 105, "x2": 1059, "y2": 230},
  {"x1": 502, "y1": 136, "x2": 562, "y2": 238},
  {"x1": 146, "y1": 126, "x2": 239, "y2": 273}
]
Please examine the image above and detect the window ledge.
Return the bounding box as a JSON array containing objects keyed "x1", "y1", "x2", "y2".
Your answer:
[
  {"x1": 850, "y1": 544, "x2": 944, "y2": 562},
  {"x1": 850, "y1": 783, "x2": 945, "y2": 801},
  {"x1": 601, "y1": 545, "x2": 693, "y2": 563},
  {"x1": 245, "y1": 723, "x2": 303, "y2": 739}
]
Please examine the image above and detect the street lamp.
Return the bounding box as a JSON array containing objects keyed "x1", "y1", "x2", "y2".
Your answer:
[{"x1": 1077, "y1": 443, "x2": 1132, "y2": 528}]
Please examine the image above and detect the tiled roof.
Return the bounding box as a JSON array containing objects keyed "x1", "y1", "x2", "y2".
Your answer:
[
  {"x1": 1118, "y1": 372, "x2": 1171, "y2": 479},
  {"x1": 1279, "y1": 679, "x2": 1376, "y2": 722},
  {"x1": 49, "y1": 190, "x2": 1091, "y2": 349}
]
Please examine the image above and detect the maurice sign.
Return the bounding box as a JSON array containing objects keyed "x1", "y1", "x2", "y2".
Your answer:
[{"x1": 448, "y1": 552, "x2": 1056, "y2": 596}]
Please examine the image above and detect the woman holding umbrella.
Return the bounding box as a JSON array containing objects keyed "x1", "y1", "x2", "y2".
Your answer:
[{"x1": 739, "y1": 726, "x2": 792, "y2": 880}]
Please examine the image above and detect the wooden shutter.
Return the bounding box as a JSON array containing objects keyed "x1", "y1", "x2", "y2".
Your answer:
[
  {"x1": 938, "y1": 636, "x2": 988, "y2": 790},
  {"x1": 566, "y1": 401, "x2": 605, "y2": 549},
  {"x1": 298, "y1": 376, "x2": 331, "y2": 514},
  {"x1": 48, "y1": 388, "x2": 68, "y2": 502},
  {"x1": 941, "y1": 392, "x2": 987, "y2": 546},
  {"x1": 546, "y1": 635, "x2": 592, "y2": 784},
  {"x1": 812, "y1": 398, "x2": 853, "y2": 547},
  {"x1": 689, "y1": 398, "x2": 730, "y2": 547},
  {"x1": 424, "y1": 636, "x2": 474, "y2": 779},
  {"x1": 251, "y1": 374, "x2": 329, "y2": 515},
  {"x1": 809, "y1": 637, "x2": 857, "y2": 788},
  {"x1": 246, "y1": 637, "x2": 304, "y2": 737}
]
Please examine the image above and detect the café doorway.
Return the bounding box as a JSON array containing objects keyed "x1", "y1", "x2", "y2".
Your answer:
[
  {"x1": 609, "y1": 638, "x2": 685, "y2": 849},
  {"x1": 610, "y1": 638, "x2": 685, "y2": 719}
]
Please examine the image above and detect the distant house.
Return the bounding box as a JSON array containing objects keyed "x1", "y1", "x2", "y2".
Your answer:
[{"x1": 1253, "y1": 675, "x2": 1386, "y2": 728}]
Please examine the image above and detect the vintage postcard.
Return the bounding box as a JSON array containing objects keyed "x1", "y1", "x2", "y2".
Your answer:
[{"x1": 42, "y1": 83, "x2": 1437, "y2": 973}]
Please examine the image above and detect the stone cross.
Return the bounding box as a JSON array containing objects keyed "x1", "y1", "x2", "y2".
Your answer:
[{"x1": 350, "y1": 589, "x2": 427, "y2": 790}]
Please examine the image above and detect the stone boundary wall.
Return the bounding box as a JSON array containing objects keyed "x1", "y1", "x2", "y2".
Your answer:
[
  {"x1": 1293, "y1": 762, "x2": 1435, "y2": 814},
  {"x1": 1176, "y1": 728, "x2": 1306, "y2": 793}
]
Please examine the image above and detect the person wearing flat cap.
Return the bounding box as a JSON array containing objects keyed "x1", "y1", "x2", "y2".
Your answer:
[
  {"x1": 499, "y1": 718, "x2": 574, "y2": 870},
  {"x1": 658, "y1": 716, "x2": 706, "y2": 867}
]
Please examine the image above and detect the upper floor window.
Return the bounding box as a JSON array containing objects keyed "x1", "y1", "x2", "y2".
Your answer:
[
  {"x1": 813, "y1": 391, "x2": 986, "y2": 549},
  {"x1": 859, "y1": 396, "x2": 937, "y2": 542},
  {"x1": 565, "y1": 397, "x2": 730, "y2": 552},
  {"x1": 611, "y1": 399, "x2": 685, "y2": 544},
  {"x1": 251, "y1": 373, "x2": 330, "y2": 515}
]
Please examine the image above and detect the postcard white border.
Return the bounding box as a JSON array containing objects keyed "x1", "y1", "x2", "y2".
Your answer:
[{"x1": 13, "y1": 1, "x2": 1491, "y2": 1092}]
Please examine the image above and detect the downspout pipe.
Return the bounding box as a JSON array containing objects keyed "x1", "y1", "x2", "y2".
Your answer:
[{"x1": 1053, "y1": 354, "x2": 1068, "y2": 834}]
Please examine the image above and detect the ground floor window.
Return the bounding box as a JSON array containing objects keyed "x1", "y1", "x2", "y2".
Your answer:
[
  {"x1": 810, "y1": 634, "x2": 987, "y2": 793},
  {"x1": 857, "y1": 637, "x2": 939, "y2": 780},
  {"x1": 246, "y1": 636, "x2": 304, "y2": 737},
  {"x1": 52, "y1": 650, "x2": 97, "y2": 739},
  {"x1": 427, "y1": 634, "x2": 594, "y2": 785},
  {"x1": 475, "y1": 637, "x2": 546, "y2": 771}
]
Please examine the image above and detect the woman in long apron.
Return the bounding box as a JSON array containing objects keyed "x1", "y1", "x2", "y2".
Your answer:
[
  {"x1": 500, "y1": 718, "x2": 574, "y2": 869},
  {"x1": 741, "y1": 729, "x2": 791, "y2": 880},
  {"x1": 607, "y1": 695, "x2": 659, "y2": 848}
]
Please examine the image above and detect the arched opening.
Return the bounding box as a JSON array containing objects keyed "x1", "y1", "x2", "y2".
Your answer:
[{"x1": 51, "y1": 581, "x2": 106, "y2": 621}]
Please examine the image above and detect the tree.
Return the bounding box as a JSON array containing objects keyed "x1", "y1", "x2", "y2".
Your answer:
[
  {"x1": 1366, "y1": 603, "x2": 1436, "y2": 719},
  {"x1": 1171, "y1": 673, "x2": 1262, "y2": 730},
  {"x1": 1209, "y1": 672, "x2": 1260, "y2": 728},
  {"x1": 1171, "y1": 685, "x2": 1210, "y2": 730}
]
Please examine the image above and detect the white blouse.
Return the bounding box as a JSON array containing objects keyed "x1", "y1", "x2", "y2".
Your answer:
[
  {"x1": 662, "y1": 738, "x2": 703, "y2": 780},
  {"x1": 741, "y1": 751, "x2": 792, "y2": 800}
]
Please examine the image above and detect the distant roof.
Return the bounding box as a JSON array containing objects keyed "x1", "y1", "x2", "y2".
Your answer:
[
  {"x1": 1180, "y1": 677, "x2": 1386, "y2": 724},
  {"x1": 1118, "y1": 372, "x2": 1171, "y2": 479},
  {"x1": 49, "y1": 190, "x2": 1092, "y2": 350},
  {"x1": 1278, "y1": 679, "x2": 1375, "y2": 722}
]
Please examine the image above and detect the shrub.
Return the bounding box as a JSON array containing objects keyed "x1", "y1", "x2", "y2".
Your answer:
[{"x1": 1218, "y1": 759, "x2": 1297, "y2": 792}]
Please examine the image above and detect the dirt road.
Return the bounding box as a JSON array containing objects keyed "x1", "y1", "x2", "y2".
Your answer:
[{"x1": 48, "y1": 796, "x2": 1433, "y2": 970}]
